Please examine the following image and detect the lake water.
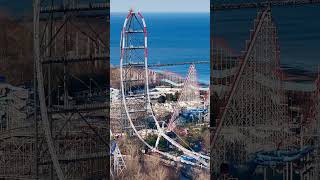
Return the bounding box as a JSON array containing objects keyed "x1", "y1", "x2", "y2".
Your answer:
[{"x1": 110, "y1": 12, "x2": 210, "y2": 84}]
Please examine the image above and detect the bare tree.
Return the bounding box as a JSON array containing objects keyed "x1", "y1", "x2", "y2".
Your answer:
[{"x1": 116, "y1": 136, "x2": 172, "y2": 180}]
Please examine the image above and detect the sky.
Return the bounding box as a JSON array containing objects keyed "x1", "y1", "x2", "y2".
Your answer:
[{"x1": 111, "y1": 0, "x2": 210, "y2": 13}]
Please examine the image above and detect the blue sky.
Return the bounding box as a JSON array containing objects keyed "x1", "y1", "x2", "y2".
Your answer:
[{"x1": 111, "y1": 0, "x2": 209, "y2": 13}]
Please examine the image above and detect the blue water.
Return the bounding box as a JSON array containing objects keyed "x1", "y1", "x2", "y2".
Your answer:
[
  {"x1": 110, "y1": 12, "x2": 210, "y2": 84},
  {"x1": 111, "y1": 8, "x2": 320, "y2": 83},
  {"x1": 213, "y1": 5, "x2": 320, "y2": 73}
]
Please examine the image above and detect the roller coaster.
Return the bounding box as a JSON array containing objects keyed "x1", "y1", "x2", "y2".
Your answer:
[
  {"x1": 119, "y1": 10, "x2": 210, "y2": 169},
  {"x1": 212, "y1": 2, "x2": 320, "y2": 179},
  {"x1": 33, "y1": 0, "x2": 109, "y2": 179}
]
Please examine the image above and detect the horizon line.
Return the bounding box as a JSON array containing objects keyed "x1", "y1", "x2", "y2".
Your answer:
[
  {"x1": 110, "y1": 11, "x2": 209, "y2": 13},
  {"x1": 110, "y1": 9, "x2": 210, "y2": 13}
]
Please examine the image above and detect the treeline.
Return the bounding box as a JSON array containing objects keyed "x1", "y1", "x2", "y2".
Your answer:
[{"x1": 157, "y1": 92, "x2": 180, "y2": 103}]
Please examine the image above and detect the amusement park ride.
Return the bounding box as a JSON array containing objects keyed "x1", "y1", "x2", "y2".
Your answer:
[
  {"x1": 111, "y1": 9, "x2": 210, "y2": 177},
  {"x1": 0, "y1": 0, "x2": 110, "y2": 179},
  {"x1": 168, "y1": 64, "x2": 202, "y2": 131},
  {"x1": 212, "y1": 1, "x2": 320, "y2": 179},
  {"x1": 1, "y1": 0, "x2": 319, "y2": 179}
]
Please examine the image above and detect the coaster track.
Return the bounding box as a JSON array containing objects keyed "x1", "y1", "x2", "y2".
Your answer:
[{"x1": 119, "y1": 10, "x2": 209, "y2": 168}]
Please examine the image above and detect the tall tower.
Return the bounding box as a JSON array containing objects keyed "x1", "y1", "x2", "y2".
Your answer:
[{"x1": 120, "y1": 10, "x2": 149, "y2": 134}]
